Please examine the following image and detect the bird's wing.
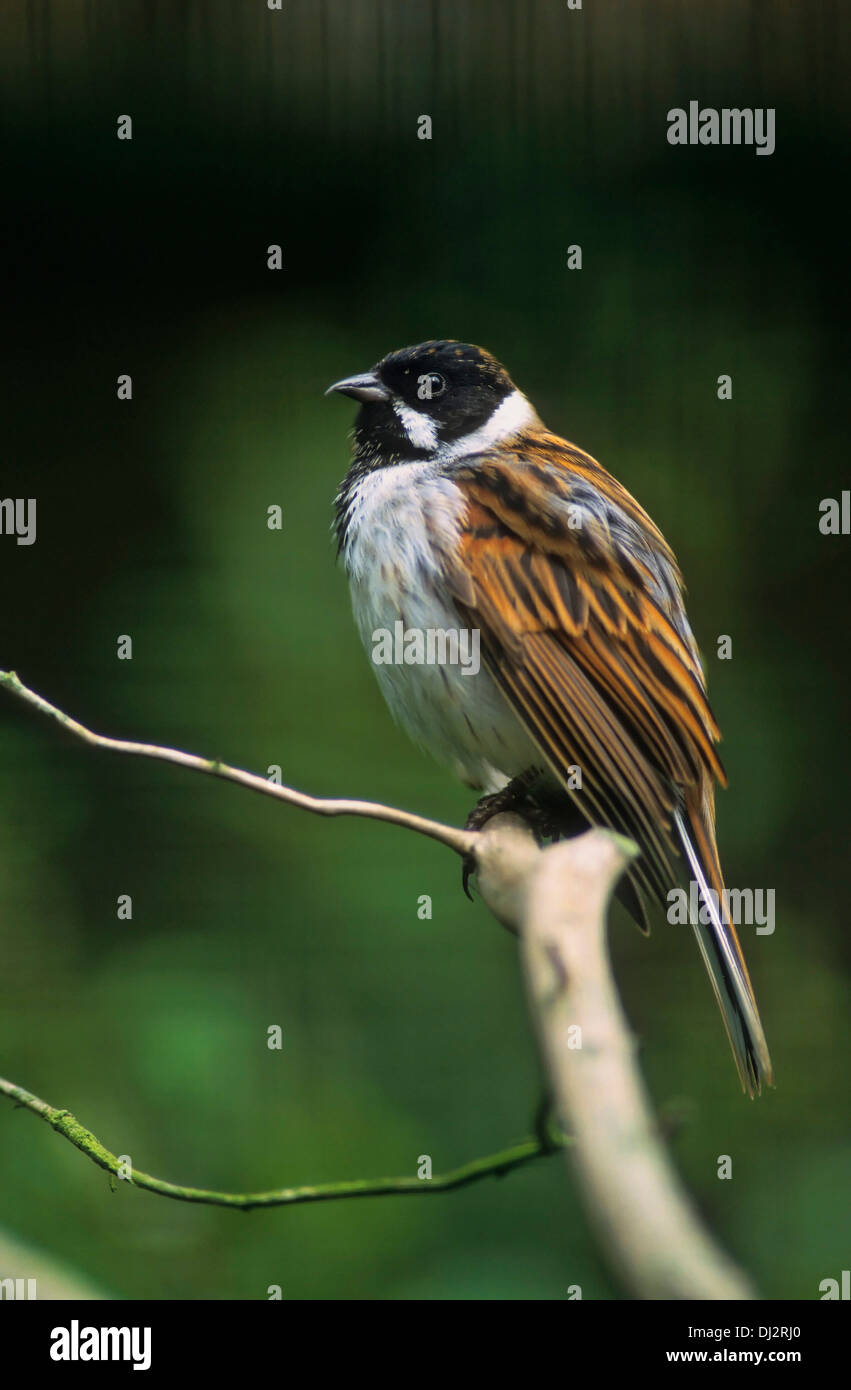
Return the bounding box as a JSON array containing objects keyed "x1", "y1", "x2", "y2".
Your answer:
[
  {"x1": 442, "y1": 435, "x2": 772, "y2": 1095},
  {"x1": 443, "y1": 437, "x2": 725, "y2": 906}
]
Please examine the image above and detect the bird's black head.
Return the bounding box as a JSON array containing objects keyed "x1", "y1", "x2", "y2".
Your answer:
[{"x1": 327, "y1": 340, "x2": 534, "y2": 464}]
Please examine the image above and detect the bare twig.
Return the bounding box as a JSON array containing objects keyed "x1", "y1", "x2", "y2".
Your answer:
[
  {"x1": 0, "y1": 670, "x2": 757, "y2": 1296},
  {"x1": 0, "y1": 670, "x2": 475, "y2": 858}
]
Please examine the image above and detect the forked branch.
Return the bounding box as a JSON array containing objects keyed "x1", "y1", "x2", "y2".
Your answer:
[{"x1": 0, "y1": 670, "x2": 754, "y2": 1297}]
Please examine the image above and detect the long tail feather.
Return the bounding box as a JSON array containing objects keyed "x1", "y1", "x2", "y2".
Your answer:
[{"x1": 674, "y1": 807, "x2": 774, "y2": 1097}]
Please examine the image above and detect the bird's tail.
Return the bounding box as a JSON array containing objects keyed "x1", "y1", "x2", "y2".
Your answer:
[{"x1": 674, "y1": 802, "x2": 774, "y2": 1097}]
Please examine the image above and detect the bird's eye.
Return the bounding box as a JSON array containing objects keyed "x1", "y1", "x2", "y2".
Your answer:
[{"x1": 416, "y1": 371, "x2": 446, "y2": 402}]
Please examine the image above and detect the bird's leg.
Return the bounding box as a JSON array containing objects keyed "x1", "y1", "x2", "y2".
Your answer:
[
  {"x1": 461, "y1": 768, "x2": 556, "y2": 898},
  {"x1": 463, "y1": 770, "x2": 539, "y2": 832}
]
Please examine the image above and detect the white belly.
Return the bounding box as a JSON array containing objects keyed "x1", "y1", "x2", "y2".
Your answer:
[{"x1": 341, "y1": 461, "x2": 540, "y2": 790}]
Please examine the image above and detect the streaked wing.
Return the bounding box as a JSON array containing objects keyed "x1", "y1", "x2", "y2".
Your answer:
[{"x1": 444, "y1": 438, "x2": 726, "y2": 908}]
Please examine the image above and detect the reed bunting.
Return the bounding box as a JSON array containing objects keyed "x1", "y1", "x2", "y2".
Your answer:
[{"x1": 328, "y1": 340, "x2": 772, "y2": 1096}]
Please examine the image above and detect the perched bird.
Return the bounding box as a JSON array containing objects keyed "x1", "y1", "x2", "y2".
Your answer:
[{"x1": 328, "y1": 340, "x2": 773, "y2": 1096}]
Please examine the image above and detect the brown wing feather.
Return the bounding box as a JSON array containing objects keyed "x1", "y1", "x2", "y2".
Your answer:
[
  {"x1": 441, "y1": 435, "x2": 772, "y2": 1093},
  {"x1": 445, "y1": 443, "x2": 724, "y2": 907}
]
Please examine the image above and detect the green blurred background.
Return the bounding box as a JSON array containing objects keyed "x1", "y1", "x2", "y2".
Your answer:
[{"x1": 0, "y1": 0, "x2": 848, "y2": 1299}]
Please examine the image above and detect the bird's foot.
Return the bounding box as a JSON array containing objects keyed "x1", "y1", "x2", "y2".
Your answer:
[
  {"x1": 461, "y1": 771, "x2": 557, "y2": 899},
  {"x1": 463, "y1": 770, "x2": 539, "y2": 833}
]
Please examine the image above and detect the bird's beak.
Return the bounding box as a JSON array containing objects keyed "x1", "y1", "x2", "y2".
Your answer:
[{"x1": 325, "y1": 371, "x2": 389, "y2": 403}]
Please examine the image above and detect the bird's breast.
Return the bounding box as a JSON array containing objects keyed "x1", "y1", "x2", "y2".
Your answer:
[{"x1": 339, "y1": 461, "x2": 539, "y2": 789}]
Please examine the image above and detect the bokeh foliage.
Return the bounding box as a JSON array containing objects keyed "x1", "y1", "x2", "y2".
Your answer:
[{"x1": 0, "y1": 1, "x2": 848, "y2": 1299}]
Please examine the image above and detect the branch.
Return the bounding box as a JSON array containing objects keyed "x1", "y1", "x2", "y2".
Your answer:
[
  {"x1": 1, "y1": 671, "x2": 757, "y2": 1296},
  {"x1": 512, "y1": 831, "x2": 755, "y2": 1300},
  {"x1": 0, "y1": 1076, "x2": 563, "y2": 1210},
  {"x1": 0, "y1": 670, "x2": 474, "y2": 859}
]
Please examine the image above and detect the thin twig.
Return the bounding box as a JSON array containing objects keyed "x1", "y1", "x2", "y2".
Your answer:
[
  {"x1": 0, "y1": 670, "x2": 475, "y2": 858},
  {"x1": 0, "y1": 1076, "x2": 562, "y2": 1210}
]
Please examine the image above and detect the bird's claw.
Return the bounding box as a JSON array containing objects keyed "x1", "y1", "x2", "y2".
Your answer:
[{"x1": 461, "y1": 852, "x2": 476, "y2": 901}]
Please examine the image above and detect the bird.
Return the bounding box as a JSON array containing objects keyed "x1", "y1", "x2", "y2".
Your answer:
[{"x1": 327, "y1": 339, "x2": 773, "y2": 1097}]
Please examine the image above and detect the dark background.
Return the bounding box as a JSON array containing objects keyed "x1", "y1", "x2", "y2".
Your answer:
[{"x1": 0, "y1": 0, "x2": 848, "y2": 1299}]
